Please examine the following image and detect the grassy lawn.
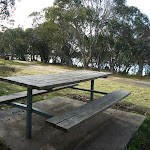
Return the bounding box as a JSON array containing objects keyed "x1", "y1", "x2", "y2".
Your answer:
[
  {"x1": 0, "y1": 59, "x2": 150, "y2": 150},
  {"x1": 113, "y1": 72, "x2": 150, "y2": 82},
  {"x1": 0, "y1": 59, "x2": 27, "y2": 66}
]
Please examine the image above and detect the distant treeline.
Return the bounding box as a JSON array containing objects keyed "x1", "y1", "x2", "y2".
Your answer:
[{"x1": 0, "y1": 0, "x2": 150, "y2": 76}]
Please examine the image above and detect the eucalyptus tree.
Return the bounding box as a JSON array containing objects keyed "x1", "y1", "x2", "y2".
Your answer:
[
  {"x1": 2, "y1": 28, "x2": 17, "y2": 59},
  {"x1": 104, "y1": 18, "x2": 135, "y2": 73},
  {"x1": 52, "y1": 0, "x2": 112, "y2": 68},
  {"x1": 111, "y1": 0, "x2": 150, "y2": 76},
  {"x1": 2, "y1": 27, "x2": 27, "y2": 60},
  {"x1": 25, "y1": 28, "x2": 39, "y2": 61},
  {"x1": 29, "y1": 9, "x2": 65, "y2": 63},
  {"x1": 44, "y1": 5, "x2": 78, "y2": 65},
  {"x1": 28, "y1": 11, "x2": 50, "y2": 62},
  {"x1": 133, "y1": 23, "x2": 150, "y2": 76},
  {"x1": 29, "y1": 11, "x2": 46, "y2": 28},
  {"x1": 92, "y1": 34, "x2": 109, "y2": 70},
  {"x1": 0, "y1": 32, "x2": 5, "y2": 57},
  {"x1": 33, "y1": 20, "x2": 63, "y2": 63},
  {"x1": 32, "y1": 25, "x2": 50, "y2": 63}
]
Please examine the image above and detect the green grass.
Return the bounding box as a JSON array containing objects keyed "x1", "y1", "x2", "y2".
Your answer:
[
  {"x1": 0, "y1": 82, "x2": 25, "y2": 111},
  {"x1": 73, "y1": 80, "x2": 150, "y2": 113},
  {"x1": 0, "y1": 82, "x2": 25, "y2": 96},
  {"x1": 125, "y1": 116, "x2": 150, "y2": 150},
  {"x1": 0, "y1": 59, "x2": 150, "y2": 150},
  {"x1": 0, "y1": 58, "x2": 28, "y2": 77},
  {"x1": 0, "y1": 59, "x2": 27, "y2": 66}
]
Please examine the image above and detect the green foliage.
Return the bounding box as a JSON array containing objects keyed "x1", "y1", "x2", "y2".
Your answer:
[
  {"x1": 49, "y1": 0, "x2": 113, "y2": 67},
  {"x1": 105, "y1": 0, "x2": 150, "y2": 75},
  {"x1": 1, "y1": 27, "x2": 27, "y2": 60}
]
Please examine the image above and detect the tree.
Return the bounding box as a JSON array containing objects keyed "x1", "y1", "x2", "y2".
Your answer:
[
  {"x1": 44, "y1": 6, "x2": 78, "y2": 65},
  {"x1": 103, "y1": 18, "x2": 134, "y2": 73},
  {"x1": 0, "y1": 31, "x2": 5, "y2": 57},
  {"x1": 2, "y1": 27, "x2": 27, "y2": 60},
  {"x1": 32, "y1": 21, "x2": 62, "y2": 63},
  {"x1": 131, "y1": 23, "x2": 150, "y2": 76},
  {"x1": 25, "y1": 28, "x2": 38, "y2": 61},
  {"x1": 52, "y1": 0, "x2": 112, "y2": 68},
  {"x1": 112, "y1": 0, "x2": 150, "y2": 76},
  {"x1": 29, "y1": 11, "x2": 46, "y2": 28},
  {"x1": 92, "y1": 34, "x2": 109, "y2": 70},
  {"x1": 0, "y1": 0, "x2": 15, "y2": 20}
]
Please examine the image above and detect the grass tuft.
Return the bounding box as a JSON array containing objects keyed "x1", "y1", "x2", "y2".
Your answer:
[{"x1": 125, "y1": 116, "x2": 150, "y2": 150}]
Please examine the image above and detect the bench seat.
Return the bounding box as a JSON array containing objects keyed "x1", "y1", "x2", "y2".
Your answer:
[
  {"x1": 0, "y1": 89, "x2": 47, "y2": 104},
  {"x1": 46, "y1": 90, "x2": 131, "y2": 132},
  {"x1": 0, "y1": 84, "x2": 77, "y2": 104}
]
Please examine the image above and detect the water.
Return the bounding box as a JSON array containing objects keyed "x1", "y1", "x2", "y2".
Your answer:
[
  {"x1": 26, "y1": 56, "x2": 150, "y2": 76},
  {"x1": 72, "y1": 58, "x2": 149, "y2": 76}
]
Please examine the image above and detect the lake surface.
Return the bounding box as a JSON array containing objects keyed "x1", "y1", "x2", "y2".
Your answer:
[{"x1": 29, "y1": 55, "x2": 150, "y2": 76}]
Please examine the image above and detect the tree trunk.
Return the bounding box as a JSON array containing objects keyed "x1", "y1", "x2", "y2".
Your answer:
[
  {"x1": 10, "y1": 52, "x2": 14, "y2": 60},
  {"x1": 62, "y1": 52, "x2": 72, "y2": 66},
  {"x1": 137, "y1": 61, "x2": 144, "y2": 76},
  {"x1": 109, "y1": 57, "x2": 114, "y2": 72},
  {"x1": 31, "y1": 54, "x2": 33, "y2": 61}
]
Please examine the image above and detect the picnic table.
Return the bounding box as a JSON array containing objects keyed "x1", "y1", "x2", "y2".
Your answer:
[{"x1": 0, "y1": 70, "x2": 130, "y2": 139}]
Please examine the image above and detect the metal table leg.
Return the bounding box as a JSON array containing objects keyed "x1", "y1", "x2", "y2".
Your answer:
[
  {"x1": 26, "y1": 88, "x2": 32, "y2": 139},
  {"x1": 90, "y1": 80, "x2": 94, "y2": 101}
]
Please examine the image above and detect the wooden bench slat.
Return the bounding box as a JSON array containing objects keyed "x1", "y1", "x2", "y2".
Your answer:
[
  {"x1": 0, "y1": 84, "x2": 77, "y2": 104},
  {"x1": 0, "y1": 89, "x2": 47, "y2": 104},
  {"x1": 46, "y1": 90, "x2": 131, "y2": 132}
]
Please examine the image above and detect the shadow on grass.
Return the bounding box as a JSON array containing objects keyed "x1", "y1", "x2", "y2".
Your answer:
[{"x1": 0, "y1": 65, "x2": 15, "y2": 77}]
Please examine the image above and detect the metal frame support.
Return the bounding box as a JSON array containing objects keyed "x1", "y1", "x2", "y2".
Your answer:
[
  {"x1": 71, "y1": 87, "x2": 108, "y2": 95},
  {"x1": 9, "y1": 102, "x2": 54, "y2": 118},
  {"x1": 26, "y1": 88, "x2": 32, "y2": 139},
  {"x1": 32, "y1": 107, "x2": 54, "y2": 118},
  {"x1": 90, "y1": 80, "x2": 94, "y2": 101}
]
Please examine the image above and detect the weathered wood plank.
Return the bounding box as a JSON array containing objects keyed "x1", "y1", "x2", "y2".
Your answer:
[
  {"x1": 0, "y1": 84, "x2": 77, "y2": 104},
  {"x1": 0, "y1": 71, "x2": 112, "y2": 90},
  {"x1": 46, "y1": 90, "x2": 131, "y2": 132},
  {"x1": 0, "y1": 90, "x2": 47, "y2": 104}
]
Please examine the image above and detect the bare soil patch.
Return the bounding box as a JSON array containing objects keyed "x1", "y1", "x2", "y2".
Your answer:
[{"x1": 14, "y1": 60, "x2": 71, "y2": 73}]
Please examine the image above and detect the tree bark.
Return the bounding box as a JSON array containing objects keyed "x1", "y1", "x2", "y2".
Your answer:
[{"x1": 137, "y1": 61, "x2": 144, "y2": 76}]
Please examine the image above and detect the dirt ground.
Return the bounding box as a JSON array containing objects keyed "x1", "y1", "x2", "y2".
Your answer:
[{"x1": 14, "y1": 60, "x2": 71, "y2": 73}]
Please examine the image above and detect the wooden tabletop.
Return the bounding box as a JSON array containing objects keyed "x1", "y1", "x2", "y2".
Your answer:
[{"x1": 0, "y1": 70, "x2": 112, "y2": 90}]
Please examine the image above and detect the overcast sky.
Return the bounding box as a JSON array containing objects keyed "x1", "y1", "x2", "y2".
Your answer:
[
  {"x1": 11, "y1": 0, "x2": 54, "y2": 29},
  {"x1": 2, "y1": 0, "x2": 150, "y2": 29},
  {"x1": 127, "y1": 0, "x2": 150, "y2": 18}
]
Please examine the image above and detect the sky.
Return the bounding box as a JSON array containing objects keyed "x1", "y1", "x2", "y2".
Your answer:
[
  {"x1": 127, "y1": 0, "x2": 150, "y2": 18},
  {"x1": 11, "y1": 0, "x2": 54, "y2": 29},
  {"x1": 2, "y1": 0, "x2": 150, "y2": 29}
]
